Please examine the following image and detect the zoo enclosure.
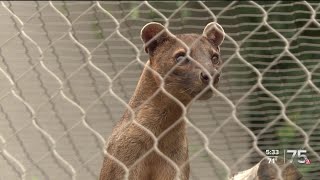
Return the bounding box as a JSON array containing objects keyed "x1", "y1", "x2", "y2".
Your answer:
[{"x1": 0, "y1": 1, "x2": 319, "y2": 180}]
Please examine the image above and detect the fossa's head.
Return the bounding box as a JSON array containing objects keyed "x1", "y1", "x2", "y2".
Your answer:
[{"x1": 141, "y1": 22, "x2": 225, "y2": 103}]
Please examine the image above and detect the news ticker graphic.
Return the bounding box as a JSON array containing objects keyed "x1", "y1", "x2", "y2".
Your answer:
[{"x1": 265, "y1": 149, "x2": 311, "y2": 165}]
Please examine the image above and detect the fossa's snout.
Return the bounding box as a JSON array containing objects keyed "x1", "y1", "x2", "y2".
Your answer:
[{"x1": 199, "y1": 68, "x2": 220, "y2": 85}]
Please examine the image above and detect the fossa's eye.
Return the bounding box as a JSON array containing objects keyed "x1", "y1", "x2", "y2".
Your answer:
[
  {"x1": 212, "y1": 54, "x2": 220, "y2": 65},
  {"x1": 175, "y1": 52, "x2": 189, "y2": 64}
]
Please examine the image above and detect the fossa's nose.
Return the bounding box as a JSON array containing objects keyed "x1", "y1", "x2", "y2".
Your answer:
[{"x1": 200, "y1": 69, "x2": 220, "y2": 84}]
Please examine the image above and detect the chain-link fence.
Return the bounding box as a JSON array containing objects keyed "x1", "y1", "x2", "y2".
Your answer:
[{"x1": 0, "y1": 1, "x2": 319, "y2": 180}]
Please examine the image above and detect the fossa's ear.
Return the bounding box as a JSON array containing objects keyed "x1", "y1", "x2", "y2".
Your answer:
[
  {"x1": 203, "y1": 22, "x2": 225, "y2": 47},
  {"x1": 141, "y1": 22, "x2": 173, "y2": 55}
]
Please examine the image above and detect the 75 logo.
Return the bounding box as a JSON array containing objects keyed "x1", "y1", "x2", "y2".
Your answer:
[{"x1": 286, "y1": 149, "x2": 311, "y2": 164}]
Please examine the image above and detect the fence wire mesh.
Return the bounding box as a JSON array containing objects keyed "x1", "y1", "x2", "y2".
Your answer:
[{"x1": 0, "y1": 1, "x2": 319, "y2": 180}]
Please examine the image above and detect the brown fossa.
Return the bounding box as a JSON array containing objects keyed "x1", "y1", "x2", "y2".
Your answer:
[{"x1": 99, "y1": 22, "x2": 225, "y2": 180}]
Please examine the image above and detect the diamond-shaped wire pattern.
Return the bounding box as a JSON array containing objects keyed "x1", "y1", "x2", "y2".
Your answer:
[{"x1": 0, "y1": 1, "x2": 319, "y2": 180}]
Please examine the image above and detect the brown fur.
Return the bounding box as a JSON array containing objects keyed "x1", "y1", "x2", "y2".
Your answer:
[{"x1": 99, "y1": 22, "x2": 225, "y2": 180}]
